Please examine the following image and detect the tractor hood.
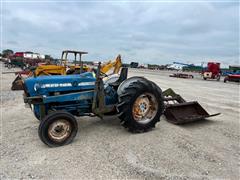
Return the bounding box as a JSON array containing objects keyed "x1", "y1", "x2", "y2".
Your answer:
[{"x1": 24, "y1": 72, "x2": 96, "y2": 96}]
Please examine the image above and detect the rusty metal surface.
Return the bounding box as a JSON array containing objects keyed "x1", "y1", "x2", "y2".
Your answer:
[
  {"x1": 11, "y1": 75, "x2": 24, "y2": 90},
  {"x1": 132, "y1": 93, "x2": 158, "y2": 124},
  {"x1": 48, "y1": 119, "x2": 72, "y2": 143},
  {"x1": 164, "y1": 101, "x2": 220, "y2": 124},
  {"x1": 163, "y1": 88, "x2": 220, "y2": 124},
  {"x1": 163, "y1": 88, "x2": 186, "y2": 103}
]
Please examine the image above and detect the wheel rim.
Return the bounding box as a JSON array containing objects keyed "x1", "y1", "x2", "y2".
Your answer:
[
  {"x1": 132, "y1": 93, "x2": 158, "y2": 124},
  {"x1": 48, "y1": 119, "x2": 72, "y2": 143}
]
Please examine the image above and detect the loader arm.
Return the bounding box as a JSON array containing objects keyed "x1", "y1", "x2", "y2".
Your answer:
[{"x1": 100, "y1": 55, "x2": 122, "y2": 75}]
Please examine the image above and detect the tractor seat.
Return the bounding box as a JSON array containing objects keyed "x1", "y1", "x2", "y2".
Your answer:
[{"x1": 108, "y1": 68, "x2": 128, "y2": 88}]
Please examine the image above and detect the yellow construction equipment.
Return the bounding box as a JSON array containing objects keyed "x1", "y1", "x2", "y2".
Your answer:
[
  {"x1": 33, "y1": 50, "x2": 89, "y2": 76},
  {"x1": 100, "y1": 54, "x2": 122, "y2": 75},
  {"x1": 22, "y1": 50, "x2": 122, "y2": 76},
  {"x1": 11, "y1": 51, "x2": 122, "y2": 90}
]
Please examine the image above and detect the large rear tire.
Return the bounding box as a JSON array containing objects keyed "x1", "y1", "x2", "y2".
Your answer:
[
  {"x1": 117, "y1": 78, "x2": 164, "y2": 133},
  {"x1": 38, "y1": 111, "x2": 78, "y2": 147}
]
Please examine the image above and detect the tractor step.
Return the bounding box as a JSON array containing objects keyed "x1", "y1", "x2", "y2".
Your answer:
[{"x1": 163, "y1": 88, "x2": 220, "y2": 124}]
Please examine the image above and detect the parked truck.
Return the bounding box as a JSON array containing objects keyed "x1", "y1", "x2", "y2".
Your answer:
[{"x1": 202, "y1": 62, "x2": 221, "y2": 81}]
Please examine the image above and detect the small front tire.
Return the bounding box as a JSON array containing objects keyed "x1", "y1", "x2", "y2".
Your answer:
[{"x1": 38, "y1": 111, "x2": 78, "y2": 147}]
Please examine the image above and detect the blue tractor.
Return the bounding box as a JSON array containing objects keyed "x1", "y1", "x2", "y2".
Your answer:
[
  {"x1": 23, "y1": 62, "x2": 220, "y2": 147},
  {"x1": 23, "y1": 63, "x2": 165, "y2": 147}
]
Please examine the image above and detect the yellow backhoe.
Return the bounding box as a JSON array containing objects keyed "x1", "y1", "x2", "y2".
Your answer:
[
  {"x1": 11, "y1": 51, "x2": 122, "y2": 90},
  {"x1": 32, "y1": 50, "x2": 89, "y2": 76}
]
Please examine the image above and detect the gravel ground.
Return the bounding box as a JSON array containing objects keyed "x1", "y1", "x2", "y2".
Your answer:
[{"x1": 0, "y1": 63, "x2": 239, "y2": 179}]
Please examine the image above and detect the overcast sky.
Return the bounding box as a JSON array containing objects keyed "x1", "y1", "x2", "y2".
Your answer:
[{"x1": 2, "y1": 0, "x2": 239, "y2": 65}]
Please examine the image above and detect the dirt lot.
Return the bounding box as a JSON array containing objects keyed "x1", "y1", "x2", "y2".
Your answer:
[{"x1": 0, "y1": 63, "x2": 239, "y2": 179}]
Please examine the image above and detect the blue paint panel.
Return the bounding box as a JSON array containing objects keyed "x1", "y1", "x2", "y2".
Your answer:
[
  {"x1": 43, "y1": 91, "x2": 94, "y2": 103},
  {"x1": 24, "y1": 71, "x2": 119, "y2": 117},
  {"x1": 24, "y1": 72, "x2": 96, "y2": 96}
]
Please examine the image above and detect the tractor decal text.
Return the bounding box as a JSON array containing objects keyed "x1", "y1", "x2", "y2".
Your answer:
[{"x1": 38, "y1": 82, "x2": 95, "y2": 88}]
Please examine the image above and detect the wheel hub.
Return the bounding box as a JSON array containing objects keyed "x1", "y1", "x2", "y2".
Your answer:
[
  {"x1": 48, "y1": 119, "x2": 72, "y2": 142},
  {"x1": 132, "y1": 93, "x2": 158, "y2": 124},
  {"x1": 138, "y1": 98, "x2": 150, "y2": 115}
]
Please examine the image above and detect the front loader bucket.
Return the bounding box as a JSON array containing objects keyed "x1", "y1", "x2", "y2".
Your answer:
[
  {"x1": 164, "y1": 101, "x2": 220, "y2": 124},
  {"x1": 11, "y1": 75, "x2": 24, "y2": 90},
  {"x1": 163, "y1": 88, "x2": 220, "y2": 124}
]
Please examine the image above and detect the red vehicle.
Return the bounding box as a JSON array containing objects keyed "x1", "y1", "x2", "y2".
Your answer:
[
  {"x1": 14, "y1": 52, "x2": 24, "y2": 57},
  {"x1": 7, "y1": 52, "x2": 45, "y2": 69},
  {"x1": 203, "y1": 62, "x2": 221, "y2": 81},
  {"x1": 224, "y1": 74, "x2": 240, "y2": 83}
]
